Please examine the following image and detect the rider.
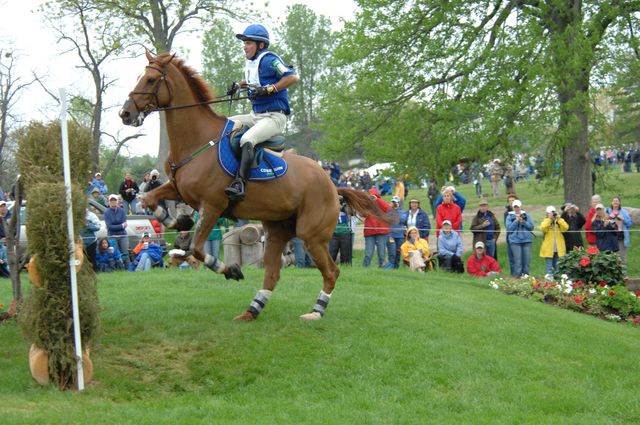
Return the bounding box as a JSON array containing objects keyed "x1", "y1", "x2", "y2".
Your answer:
[{"x1": 225, "y1": 23, "x2": 299, "y2": 201}]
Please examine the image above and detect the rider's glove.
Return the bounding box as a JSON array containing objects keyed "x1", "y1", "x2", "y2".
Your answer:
[
  {"x1": 226, "y1": 81, "x2": 240, "y2": 96},
  {"x1": 254, "y1": 84, "x2": 277, "y2": 97}
]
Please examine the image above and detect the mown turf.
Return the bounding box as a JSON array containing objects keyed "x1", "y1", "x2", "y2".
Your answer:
[{"x1": 1, "y1": 265, "x2": 639, "y2": 424}]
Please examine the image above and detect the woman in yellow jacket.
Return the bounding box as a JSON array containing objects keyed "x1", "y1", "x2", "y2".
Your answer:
[
  {"x1": 401, "y1": 226, "x2": 432, "y2": 271},
  {"x1": 540, "y1": 205, "x2": 569, "y2": 277}
]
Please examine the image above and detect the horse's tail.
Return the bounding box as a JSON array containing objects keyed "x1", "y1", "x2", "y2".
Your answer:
[{"x1": 337, "y1": 188, "x2": 398, "y2": 225}]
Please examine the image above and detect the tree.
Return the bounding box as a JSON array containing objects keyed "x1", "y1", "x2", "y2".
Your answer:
[
  {"x1": 0, "y1": 50, "x2": 36, "y2": 188},
  {"x1": 41, "y1": 0, "x2": 130, "y2": 172},
  {"x1": 97, "y1": 0, "x2": 242, "y2": 175},
  {"x1": 317, "y1": 0, "x2": 640, "y2": 211},
  {"x1": 276, "y1": 4, "x2": 335, "y2": 130},
  {"x1": 201, "y1": 18, "x2": 247, "y2": 116}
]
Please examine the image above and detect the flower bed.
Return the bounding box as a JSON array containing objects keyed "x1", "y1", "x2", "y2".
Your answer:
[{"x1": 490, "y1": 245, "x2": 640, "y2": 325}]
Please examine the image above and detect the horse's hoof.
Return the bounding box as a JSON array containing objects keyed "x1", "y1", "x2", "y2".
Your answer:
[
  {"x1": 223, "y1": 264, "x2": 244, "y2": 280},
  {"x1": 299, "y1": 311, "x2": 322, "y2": 321},
  {"x1": 233, "y1": 311, "x2": 255, "y2": 321}
]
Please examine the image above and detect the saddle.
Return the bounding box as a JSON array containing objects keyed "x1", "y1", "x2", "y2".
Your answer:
[{"x1": 217, "y1": 125, "x2": 288, "y2": 181}]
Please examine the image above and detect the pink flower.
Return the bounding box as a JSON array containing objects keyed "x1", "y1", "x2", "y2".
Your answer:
[
  {"x1": 586, "y1": 246, "x2": 599, "y2": 255},
  {"x1": 579, "y1": 257, "x2": 591, "y2": 267}
]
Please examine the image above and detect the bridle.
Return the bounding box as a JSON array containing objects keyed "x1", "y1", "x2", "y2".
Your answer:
[{"x1": 126, "y1": 63, "x2": 172, "y2": 120}]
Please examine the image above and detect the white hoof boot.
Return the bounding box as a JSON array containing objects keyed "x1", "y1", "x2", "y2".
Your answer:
[{"x1": 299, "y1": 311, "x2": 322, "y2": 321}]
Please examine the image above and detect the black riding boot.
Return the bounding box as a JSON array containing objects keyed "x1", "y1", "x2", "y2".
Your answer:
[{"x1": 225, "y1": 143, "x2": 254, "y2": 201}]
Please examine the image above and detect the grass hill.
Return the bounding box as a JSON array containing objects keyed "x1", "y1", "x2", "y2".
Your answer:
[{"x1": 1, "y1": 266, "x2": 639, "y2": 424}]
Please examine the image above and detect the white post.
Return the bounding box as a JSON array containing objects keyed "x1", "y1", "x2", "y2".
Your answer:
[{"x1": 59, "y1": 88, "x2": 85, "y2": 391}]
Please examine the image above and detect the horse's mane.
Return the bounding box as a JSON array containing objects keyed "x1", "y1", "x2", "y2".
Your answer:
[{"x1": 156, "y1": 52, "x2": 217, "y2": 108}]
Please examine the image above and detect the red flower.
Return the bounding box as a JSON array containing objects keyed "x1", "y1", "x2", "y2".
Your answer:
[
  {"x1": 577, "y1": 281, "x2": 584, "y2": 287},
  {"x1": 579, "y1": 257, "x2": 591, "y2": 267},
  {"x1": 636, "y1": 291, "x2": 640, "y2": 297},
  {"x1": 586, "y1": 246, "x2": 599, "y2": 255},
  {"x1": 534, "y1": 283, "x2": 541, "y2": 289},
  {"x1": 599, "y1": 281, "x2": 607, "y2": 287},
  {"x1": 573, "y1": 296, "x2": 582, "y2": 304},
  {"x1": 608, "y1": 290, "x2": 616, "y2": 296}
]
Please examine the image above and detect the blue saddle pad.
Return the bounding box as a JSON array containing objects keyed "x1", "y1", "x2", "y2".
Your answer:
[{"x1": 218, "y1": 128, "x2": 288, "y2": 181}]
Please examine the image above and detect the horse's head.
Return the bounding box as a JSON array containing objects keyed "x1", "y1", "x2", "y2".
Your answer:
[{"x1": 119, "y1": 51, "x2": 174, "y2": 126}]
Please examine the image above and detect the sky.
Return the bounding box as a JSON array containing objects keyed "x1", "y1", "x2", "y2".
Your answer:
[{"x1": 0, "y1": 0, "x2": 356, "y2": 157}]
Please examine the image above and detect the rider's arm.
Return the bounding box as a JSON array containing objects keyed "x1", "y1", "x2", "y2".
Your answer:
[{"x1": 272, "y1": 74, "x2": 299, "y2": 92}]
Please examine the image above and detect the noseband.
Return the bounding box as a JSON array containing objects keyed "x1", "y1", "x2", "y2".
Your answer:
[{"x1": 127, "y1": 63, "x2": 172, "y2": 117}]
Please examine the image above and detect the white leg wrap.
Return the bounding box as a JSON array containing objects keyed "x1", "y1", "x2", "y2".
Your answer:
[
  {"x1": 248, "y1": 289, "x2": 272, "y2": 318},
  {"x1": 204, "y1": 254, "x2": 225, "y2": 273},
  {"x1": 153, "y1": 206, "x2": 176, "y2": 227},
  {"x1": 300, "y1": 290, "x2": 332, "y2": 321}
]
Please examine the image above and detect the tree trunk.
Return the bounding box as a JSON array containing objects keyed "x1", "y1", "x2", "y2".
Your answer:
[
  {"x1": 7, "y1": 177, "x2": 23, "y2": 302},
  {"x1": 561, "y1": 106, "x2": 592, "y2": 213}
]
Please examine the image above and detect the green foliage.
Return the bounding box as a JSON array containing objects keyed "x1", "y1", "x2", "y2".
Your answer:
[
  {"x1": 16, "y1": 123, "x2": 100, "y2": 390},
  {"x1": 277, "y1": 4, "x2": 334, "y2": 130},
  {"x1": 16, "y1": 120, "x2": 92, "y2": 187},
  {"x1": 557, "y1": 246, "x2": 626, "y2": 286},
  {"x1": 201, "y1": 17, "x2": 247, "y2": 116}
]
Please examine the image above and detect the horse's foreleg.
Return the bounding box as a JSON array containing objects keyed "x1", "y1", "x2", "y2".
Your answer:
[
  {"x1": 142, "y1": 182, "x2": 180, "y2": 228},
  {"x1": 234, "y1": 222, "x2": 293, "y2": 321},
  {"x1": 299, "y1": 238, "x2": 340, "y2": 321},
  {"x1": 191, "y1": 208, "x2": 243, "y2": 281}
]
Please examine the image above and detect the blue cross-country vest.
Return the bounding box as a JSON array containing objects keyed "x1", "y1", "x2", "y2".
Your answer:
[{"x1": 245, "y1": 49, "x2": 294, "y2": 115}]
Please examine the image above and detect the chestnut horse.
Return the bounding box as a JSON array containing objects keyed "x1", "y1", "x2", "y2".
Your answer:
[{"x1": 119, "y1": 51, "x2": 390, "y2": 321}]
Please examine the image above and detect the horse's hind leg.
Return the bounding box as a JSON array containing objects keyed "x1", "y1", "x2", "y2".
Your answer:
[
  {"x1": 234, "y1": 220, "x2": 294, "y2": 321},
  {"x1": 299, "y1": 237, "x2": 340, "y2": 321}
]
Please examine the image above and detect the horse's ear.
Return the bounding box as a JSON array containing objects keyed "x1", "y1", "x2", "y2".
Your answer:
[{"x1": 145, "y1": 49, "x2": 155, "y2": 62}]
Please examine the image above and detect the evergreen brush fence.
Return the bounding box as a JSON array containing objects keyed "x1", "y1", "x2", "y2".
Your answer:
[{"x1": 16, "y1": 120, "x2": 100, "y2": 389}]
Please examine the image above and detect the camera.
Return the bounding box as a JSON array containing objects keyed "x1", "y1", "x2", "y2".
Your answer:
[
  {"x1": 520, "y1": 213, "x2": 527, "y2": 220},
  {"x1": 151, "y1": 175, "x2": 157, "y2": 180},
  {"x1": 552, "y1": 212, "x2": 558, "y2": 218}
]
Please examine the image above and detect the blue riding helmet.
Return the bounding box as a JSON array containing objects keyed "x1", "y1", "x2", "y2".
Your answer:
[{"x1": 236, "y1": 24, "x2": 270, "y2": 47}]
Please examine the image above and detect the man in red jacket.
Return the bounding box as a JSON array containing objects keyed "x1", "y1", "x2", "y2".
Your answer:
[
  {"x1": 467, "y1": 241, "x2": 501, "y2": 277},
  {"x1": 363, "y1": 188, "x2": 392, "y2": 268}
]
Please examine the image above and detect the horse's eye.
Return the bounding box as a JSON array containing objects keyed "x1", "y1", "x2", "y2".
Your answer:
[{"x1": 147, "y1": 78, "x2": 156, "y2": 84}]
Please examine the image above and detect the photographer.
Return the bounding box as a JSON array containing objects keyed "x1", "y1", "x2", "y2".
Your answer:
[
  {"x1": 118, "y1": 172, "x2": 140, "y2": 215},
  {"x1": 539, "y1": 205, "x2": 569, "y2": 278},
  {"x1": 592, "y1": 204, "x2": 619, "y2": 253},
  {"x1": 605, "y1": 196, "x2": 631, "y2": 263},
  {"x1": 506, "y1": 200, "x2": 535, "y2": 277}
]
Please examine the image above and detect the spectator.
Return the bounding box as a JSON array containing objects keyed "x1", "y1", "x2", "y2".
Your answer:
[
  {"x1": 169, "y1": 216, "x2": 200, "y2": 269},
  {"x1": 362, "y1": 188, "x2": 392, "y2": 268},
  {"x1": 169, "y1": 230, "x2": 200, "y2": 269},
  {"x1": 401, "y1": 226, "x2": 432, "y2": 272},
  {"x1": 139, "y1": 172, "x2": 151, "y2": 193},
  {"x1": 81, "y1": 208, "x2": 101, "y2": 271},
  {"x1": 89, "y1": 172, "x2": 108, "y2": 196},
  {"x1": 203, "y1": 217, "x2": 227, "y2": 260},
  {"x1": 584, "y1": 194, "x2": 601, "y2": 247},
  {"x1": 435, "y1": 189, "x2": 462, "y2": 237},
  {"x1": 467, "y1": 241, "x2": 501, "y2": 277},
  {"x1": 606, "y1": 196, "x2": 632, "y2": 263},
  {"x1": 95, "y1": 238, "x2": 124, "y2": 272},
  {"x1": 437, "y1": 220, "x2": 464, "y2": 273},
  {"x1": 427, "y1": 180, "x2": 439, "y2": 219},
  {"x1": 504, "y1": 165, "x2": 515, "y2": 194},
  {"x1": 489, "y1": 159, "x2": 503, "y2": 197},
  {"x1": 0, "y1": 199, "x2": 12, "y2": 277},
  {"x1": 404, "y1": 198, "x2": 430, "y2": 239},
  {"x1": 506, "y1": 199, "x2": 534, "y2": 277},
  {"x1": 592, "y1": 204, "x2": 619, "y2": 253},
  {"x1": 560, "y1": 202, "x2": 585, "y2": 251},
  {"x1": 539, "y1": 205, "x2": 569, "y2": 278},
  {"x1": 118, "y1": 172, "x2": 140, "y2": 215},
  {"x1": 394, "y1": 180, "x2": 406, "y2": 209},
  {"x1": 146, "y1": 169, "x2": 163, "y2": 193},
  {"x1": 329, "y1": 201, "x2": 354, "y2": 265},
  {"x1": 434, "y1": 185, "x2": 467, "y2": 213},
  {"x1": 103, "y1": 194, "x2": 130, "y2": 268},
  {"x1": 89, "y1": 187, "x2": 106, "y2": 207},
  {"x1": 130, "y1": 232, "x2": 164, "y2": 271},
  {"x1": 470, "y1": 198, "x2": 500, "y2": 260},
  {"x1": 504, "y1": 193, "x2": 518, "y2": 276},
  {"x1": 388, "y1": 196, "x2": 407, "y2": 268}
]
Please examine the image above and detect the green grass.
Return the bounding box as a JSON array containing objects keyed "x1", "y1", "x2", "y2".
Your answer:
[{"x1": 1, "y1": 266, "x2": 640, "y2": 424}]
